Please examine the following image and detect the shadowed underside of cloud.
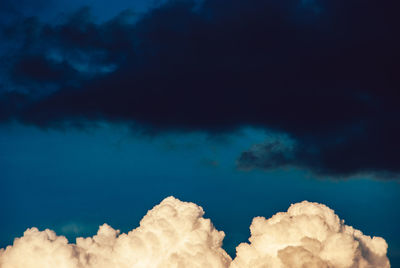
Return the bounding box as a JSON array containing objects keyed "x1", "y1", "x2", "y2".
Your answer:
[
  {"x1": 1, "y1": 0, "x2": 400, "y2": 177},
  {"x1": 0, "y1": 196, "x2": 390, "y2": 268},
  {"x1": 236, "y1": 138, "x2": 400, "y2": 179}
]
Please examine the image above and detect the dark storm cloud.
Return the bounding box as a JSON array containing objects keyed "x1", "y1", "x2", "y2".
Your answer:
[
  {"x1": 0, "y1": 0, "x2": 51, "y2": 23},
  {"x1": 237, "y1": 134, "x2": 400, "y2": 178},
  {"x1": 1, "y1": 0, "x2": 399, "y2": 177},
  {"x1": 11, "y1": 55, "x2": 77, "y2": 83}
]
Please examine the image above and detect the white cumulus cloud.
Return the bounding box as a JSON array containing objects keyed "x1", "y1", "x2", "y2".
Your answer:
[
  {"x1": 231, "y1": 201, "x2": 390, "y2": 268},
  {"x1": 0, "y1": 197, "x2": 390, "y2": 268}
]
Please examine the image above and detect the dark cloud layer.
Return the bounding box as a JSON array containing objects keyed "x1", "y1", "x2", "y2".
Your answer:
[{"x1": 1, "y1": 0, "x2": 399, "y2": 178}]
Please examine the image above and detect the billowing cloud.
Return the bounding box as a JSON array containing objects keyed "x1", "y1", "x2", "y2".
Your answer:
[
  {"x1": 231, "y1": 201, "x2": 390, "y2": 268},
  {"x1": 0, "y1": 197, "x2": 390, "y2": 268},
  {"x1": 0, "y1": 196, "x2": 231, "y2": 268}
]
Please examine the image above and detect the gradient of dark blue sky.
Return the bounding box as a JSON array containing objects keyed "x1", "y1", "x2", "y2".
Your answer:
[{"x1": 1, "y1": 0, "x2": 400, "y2": 266}]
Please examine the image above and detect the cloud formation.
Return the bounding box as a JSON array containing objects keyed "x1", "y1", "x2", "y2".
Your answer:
[
  {"x1": 231, "y1": 201, "x2": 390, "y2": 268},
  {"x1": 1, "y1": 0, "x2": 400, "y2": 177},
  {"x1": 0, "y1": 197, "x2": 390, "y2": 268},
  {"x1": 0, "y1": 197, "x2": 231, "y2": 268}
]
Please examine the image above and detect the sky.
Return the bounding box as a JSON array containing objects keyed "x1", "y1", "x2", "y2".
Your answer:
[{"x1": 0, "y1": 0, "x2": 399, "y2": 267}]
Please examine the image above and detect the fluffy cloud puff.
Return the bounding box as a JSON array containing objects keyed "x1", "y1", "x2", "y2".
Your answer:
[
  {"x1": 0, "y1": 197, "x2": 231, "y2": 268},
  {"x1": 231, "y1": 201, "x2": 390, "y2": 268},
  {"x1": 0, "y1": 197, "x2": 390, "y2": 268}
]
